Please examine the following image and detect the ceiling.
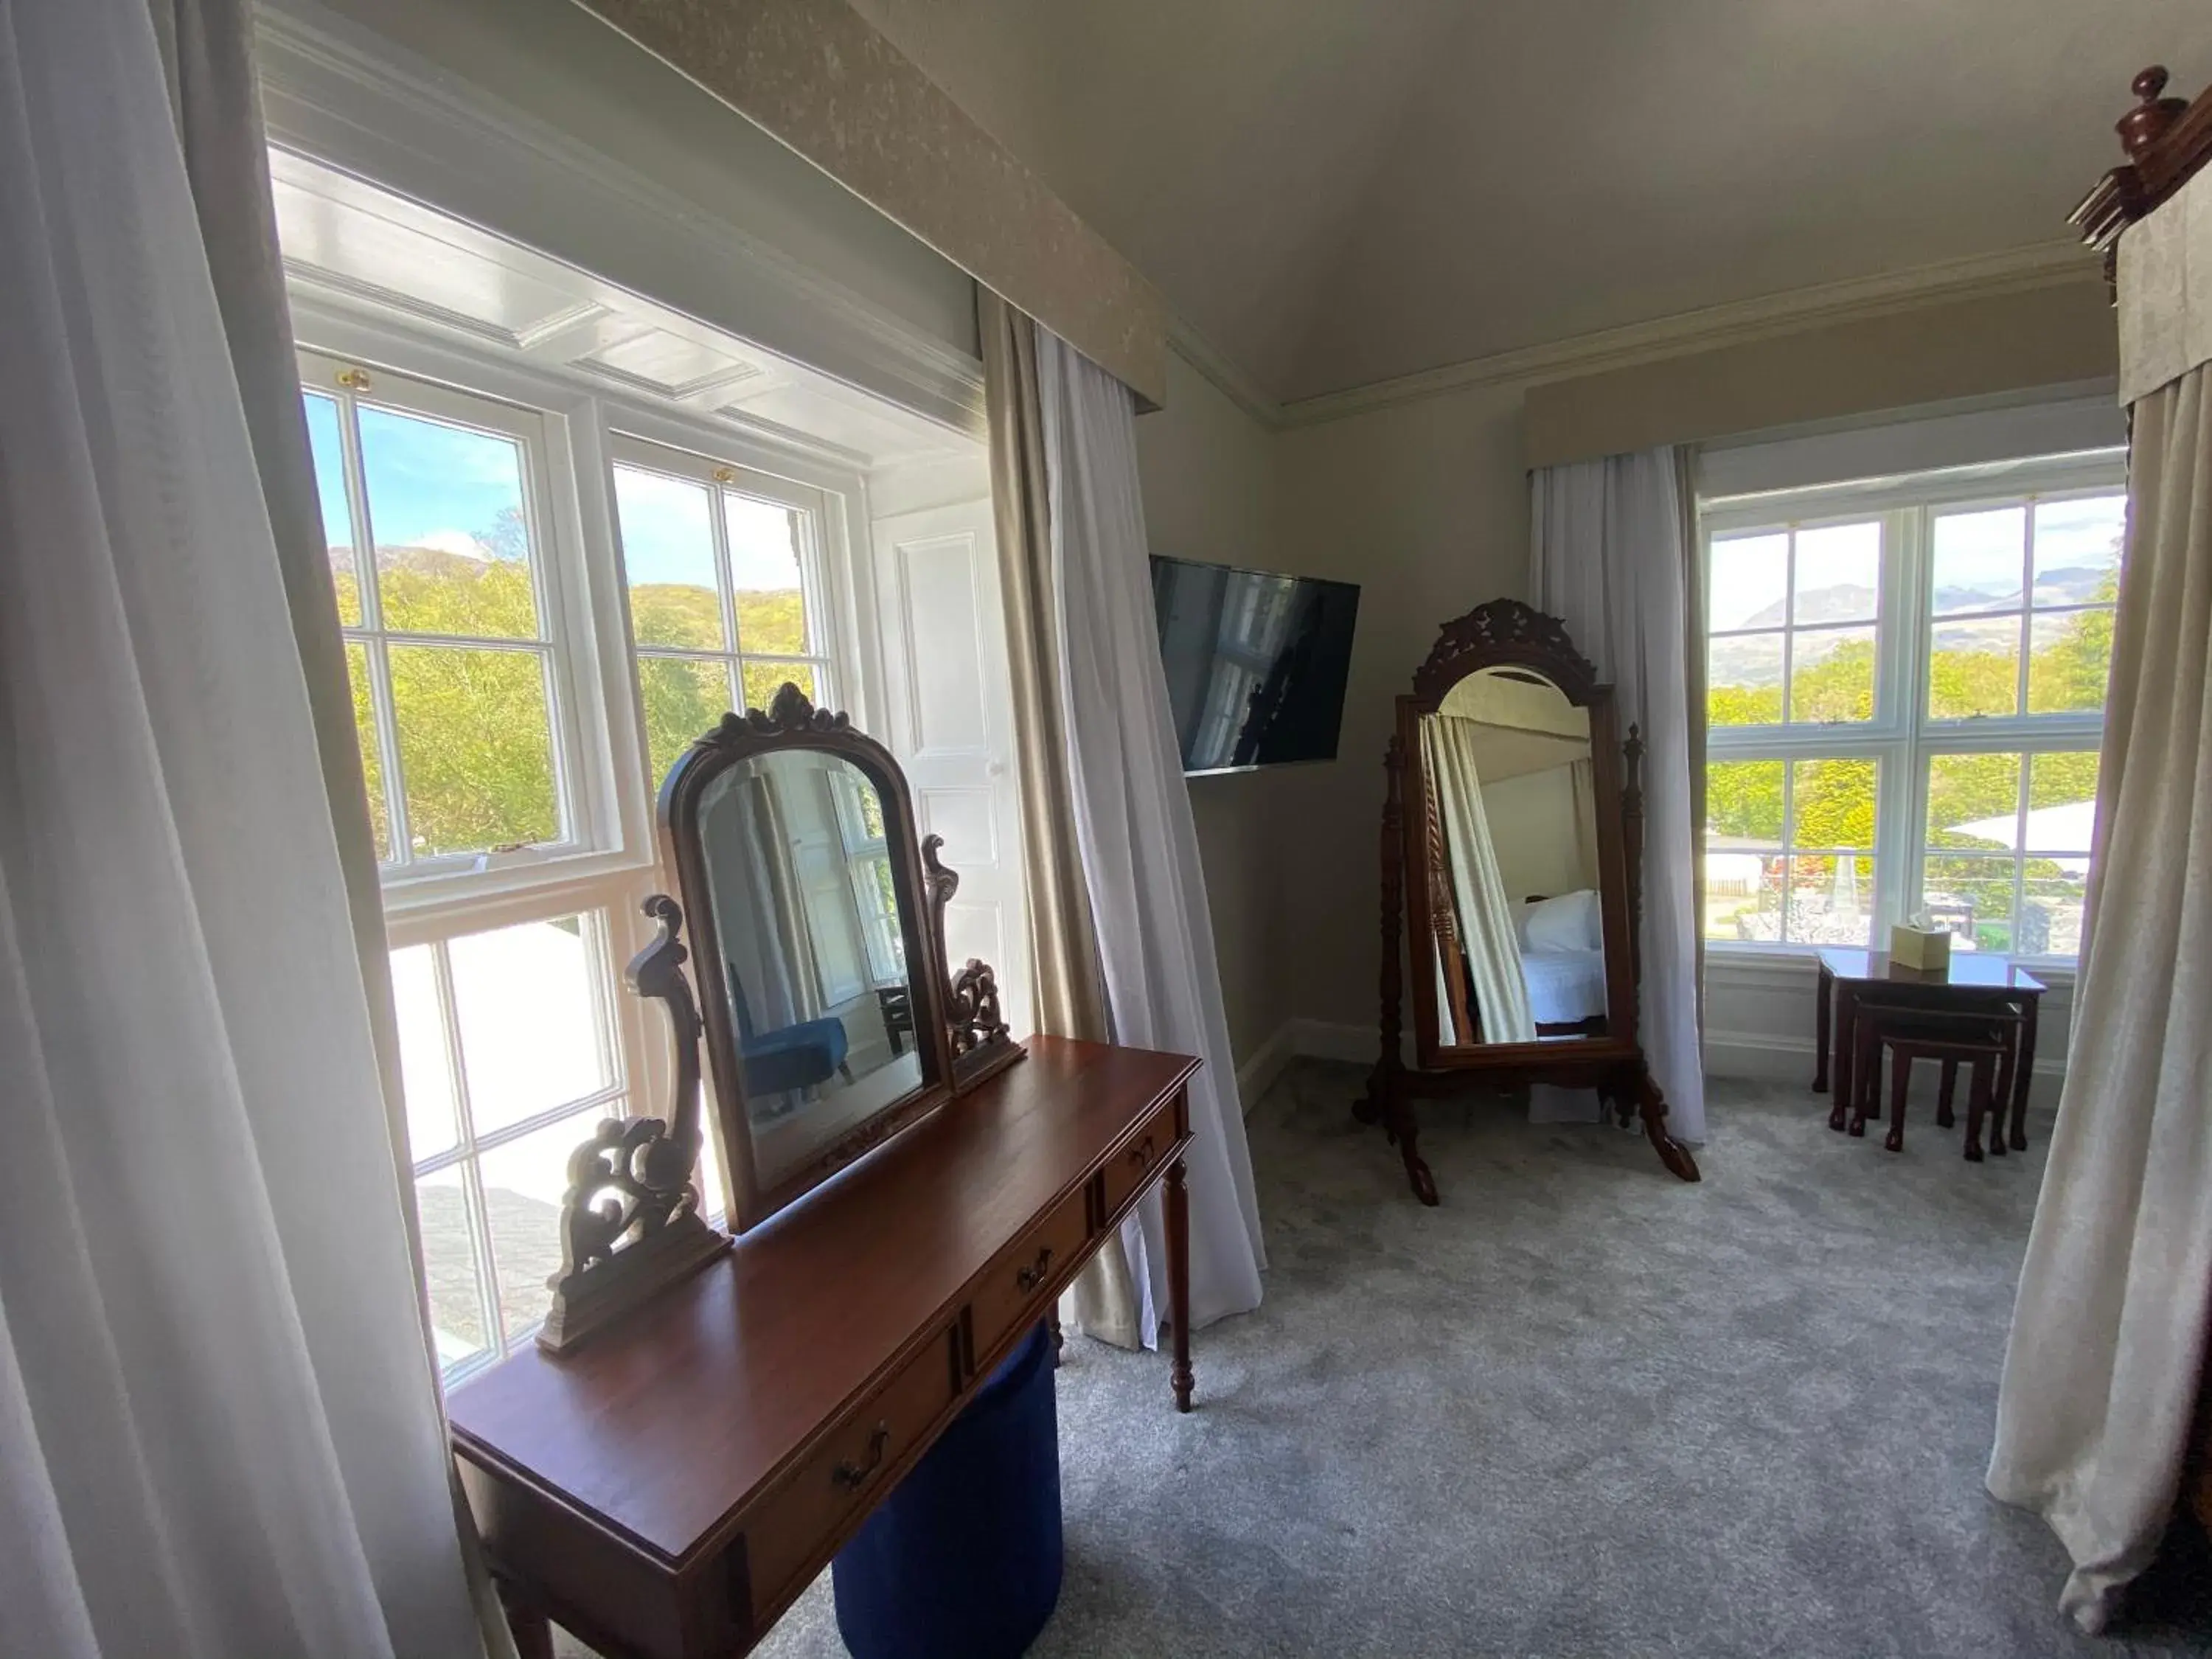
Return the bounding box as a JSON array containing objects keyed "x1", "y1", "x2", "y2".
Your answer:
[{"x1": 846, "y1": 0, "x2": 2212, "y2": 403}]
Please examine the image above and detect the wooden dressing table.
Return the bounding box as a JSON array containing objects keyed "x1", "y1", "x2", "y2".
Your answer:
[
  {"x1": 453, "y1": 1036, "x2": 1194, "y2": 1659},
  {"x1": 447, "y1": 685, "x2": 1199, "y2": 1659}
]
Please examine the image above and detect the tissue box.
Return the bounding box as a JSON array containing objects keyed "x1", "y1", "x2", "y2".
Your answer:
[{"x1": 1890, "y1": 922, "x2": 1952, "y2": 972}]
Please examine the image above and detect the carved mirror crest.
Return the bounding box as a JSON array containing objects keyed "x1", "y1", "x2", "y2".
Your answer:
[{"x1": 540, "y1": 684, "x2": 1020, "y2": 1350}]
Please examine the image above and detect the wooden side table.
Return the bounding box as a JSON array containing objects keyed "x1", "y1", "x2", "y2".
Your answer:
[{"x1": 1812, "y1": 948, "x2": 2045, "y2": 1147}]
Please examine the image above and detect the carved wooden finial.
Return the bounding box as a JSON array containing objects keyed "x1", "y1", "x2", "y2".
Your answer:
[{"x1": 2118, "y1": 65, "x2": 2188, "y2": 159}]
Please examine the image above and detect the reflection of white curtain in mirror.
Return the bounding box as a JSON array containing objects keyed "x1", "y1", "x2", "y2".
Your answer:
[
  {"x1": 726, "y1": 773, "x2": 824, "y2": 1029},
  {"x1": 1571, "y1": 758, "x2": 1599, "y2": 890},
  {"x1": 1421, "y1": 715, "x2": 1537, "y2": 1043}
]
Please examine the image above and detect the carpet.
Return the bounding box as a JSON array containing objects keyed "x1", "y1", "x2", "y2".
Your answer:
[{"x1": 561, "y1": 1062, "x2": 2211, "y2": 1658}]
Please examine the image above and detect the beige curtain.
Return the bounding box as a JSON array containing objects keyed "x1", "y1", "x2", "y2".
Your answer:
[
  {"x1": 1569, "y1": 757, "x2": 1600, "y2": 891},
  {"x1": 1986, "y1": 363, "x2": 2212, "y2": 1631},
  {"x1": 1420, "y1": 716, "x2": 1536, "y2": 1044},
  {"x1": 981, "y1": 290, "x2": 1143, "y2": 1346}
]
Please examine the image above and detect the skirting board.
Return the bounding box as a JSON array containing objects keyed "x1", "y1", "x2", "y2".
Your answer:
[{"x1": 1231, "y1": 1018, "x2": 2066, "y2": 1113}]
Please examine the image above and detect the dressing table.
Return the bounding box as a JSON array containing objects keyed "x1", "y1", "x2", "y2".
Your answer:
[{"x1": 447, "y1": 687, "x2": 1198, "y2": 1658}]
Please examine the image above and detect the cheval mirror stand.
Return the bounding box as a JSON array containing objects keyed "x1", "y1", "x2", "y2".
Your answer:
[
  {"x1": 1354, "y1": 599, "x2": 1701, "y2": 1201},
  {"x1": 446, "y1": 686, "x2": 1200, "y2": 1659}
]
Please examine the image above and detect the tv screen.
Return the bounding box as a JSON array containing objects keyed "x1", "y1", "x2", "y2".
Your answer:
[{"x1": 1150, "y1": 556, "x2": 1360, "y2": 776}]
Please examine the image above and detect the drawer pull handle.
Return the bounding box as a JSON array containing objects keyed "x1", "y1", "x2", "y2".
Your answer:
[
  {"x1": 832, "y1": 1423, "x2": 890, "y2": 1492},
  {"x1": 1015, "y1": 1246, "x2": 1054, "y2": 1293},
  {"x1": 1127, "y1": 1134, "x2": 1156, "y2": 1169}
]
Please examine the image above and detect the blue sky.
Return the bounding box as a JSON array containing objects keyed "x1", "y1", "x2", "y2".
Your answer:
[{"x1": 306, "y1": 392, "x2": 800, "y2": 593}]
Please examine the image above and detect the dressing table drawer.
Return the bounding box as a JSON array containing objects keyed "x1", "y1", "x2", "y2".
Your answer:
[
  {"x1": 970, "y1": 1183, "x2": 1094, "y2": 1363},
  {"x1": 740, "y1": 1328, "x2": 958, "y2": 1620},
  {"x1": 1099, "y1": 1096, "x2": 1179, "y2": 1224}
]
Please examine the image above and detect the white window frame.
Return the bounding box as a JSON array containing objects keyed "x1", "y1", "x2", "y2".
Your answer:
[
  {"x1": 1700, "y1": 449, "x2": 2125, "y2": 967},
  {"x1": 292, "y1": 304, "x2": 876, "y2": 1377},
  {"x1": 608, "y1": 433, "x2": 843, "y2": 770}
]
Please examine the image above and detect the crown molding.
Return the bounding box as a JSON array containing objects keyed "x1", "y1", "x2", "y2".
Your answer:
[
  {"x1": 1161, "y1": 241, "x2": 2106, "y2": 434},
  {"x1": 1280, "y1": 241, "x2": 2104, "y2": 428},
  {"x1": 1164, "y1": 317, "x2": 1284, "y2": 431}
]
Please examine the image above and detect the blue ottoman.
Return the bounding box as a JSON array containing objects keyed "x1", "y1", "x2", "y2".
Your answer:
[{"x1": 832, "y1": 1321, "x2": 1062, "y2": 1659}]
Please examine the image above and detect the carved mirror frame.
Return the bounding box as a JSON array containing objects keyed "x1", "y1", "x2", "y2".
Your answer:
[
  {"x1": 1355, "y1": 599, "x2": 1700, "y2": 1203},
  {"x1": 538, "y1": 684, "x2": 1020, "y2": 1351}
]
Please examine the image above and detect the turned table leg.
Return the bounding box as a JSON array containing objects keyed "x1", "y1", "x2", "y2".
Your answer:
[
  {"x1": 1166, "y1": 1155, "x2": 1194, "y2": 1413},
  {"x1": 498, "y1": 1581, "x2": 554, "y2": 1659}
]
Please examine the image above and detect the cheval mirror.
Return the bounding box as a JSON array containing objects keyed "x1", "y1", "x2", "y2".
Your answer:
[
  {"x1": 538, "y1": 683, "x2": 1021, "y2": 1351},
  {"x1": 1354, "y1": 599, "x2": 1700, "y2": 1202}
]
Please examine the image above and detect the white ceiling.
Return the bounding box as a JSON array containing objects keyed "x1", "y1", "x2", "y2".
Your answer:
[
  {"x1": 846, "y1": 0, "x2": 2212, "y2": 403},
  {"x1": 270, "y1": 151, "x2": 975, "y2": 473}
]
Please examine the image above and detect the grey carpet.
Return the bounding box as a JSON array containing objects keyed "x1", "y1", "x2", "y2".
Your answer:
[{"x1": 561, "y1": 1062, "x2": 2212, "y2": 1658}]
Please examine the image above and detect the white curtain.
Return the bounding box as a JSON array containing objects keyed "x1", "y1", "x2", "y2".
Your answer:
[
  {"x1": 0, "y1": 2, "x2": 493, "y2": 1654},
  {"x1": 1986, "y1": 360, "x2": 2212, "y2": 1631},
  {"x1": 1419, "y1": 716, "x2": 1537, "y2": 1044},
  {"x1": 1570, "y1": 757, "x2": 1600, "y2": 889},
  {"x1": 1530, "y1": 449, "x2": 1708, "y2": 1143},
  {"x1": 1035, "y1": 326, "x2": 1267, "y2": 1339}
]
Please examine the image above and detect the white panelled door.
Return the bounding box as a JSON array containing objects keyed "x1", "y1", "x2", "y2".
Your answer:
[{"x1": 868, "y1": 498, "x2": 1034, "y2": 1040}]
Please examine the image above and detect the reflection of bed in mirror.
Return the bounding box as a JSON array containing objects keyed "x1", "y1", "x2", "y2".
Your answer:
[
  {"x1": 1517, "y1": 892, "x2": 1607, "y2": 1037},
  {"x1": 1422, "y1": 664, "x2": 1609, "y2": 1048}
]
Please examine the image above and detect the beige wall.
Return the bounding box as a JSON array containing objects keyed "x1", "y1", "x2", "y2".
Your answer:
[
  {"x1": 1133, "y1": 351, "x2": 1289, "y2": 1063},
  {"x1": 1523, "y1": 277, "x2": 2117, "y2": 467},
  {"x1": 1143, "y1": 279, "x2": 2115, "y2": 1073}
]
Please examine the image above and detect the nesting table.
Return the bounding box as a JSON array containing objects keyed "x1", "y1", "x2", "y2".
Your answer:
[{"x1": 1811, "y1": 948, "x2": 2045, "y2": 1133}]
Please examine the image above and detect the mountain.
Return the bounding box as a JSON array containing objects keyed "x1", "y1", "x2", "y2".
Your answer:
[{"x1": 1733, "y1": 583, "x2": 1877, "y2": 630}]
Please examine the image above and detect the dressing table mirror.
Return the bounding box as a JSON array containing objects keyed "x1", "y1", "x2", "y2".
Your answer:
[
  {"x1": 537, "y1": 681, "x2": 1020, "y2": 1349},
  {"x1": 1356, "y1": 599, "x2": 1700, "y2": 1202}
]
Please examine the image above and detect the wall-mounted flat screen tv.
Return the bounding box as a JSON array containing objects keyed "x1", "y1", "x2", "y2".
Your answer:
[{"x1": 1150, "y1": 555, "x2": 1360, "y2": 776}]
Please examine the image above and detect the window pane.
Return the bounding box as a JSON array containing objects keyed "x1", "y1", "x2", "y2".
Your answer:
[
  {"x1": 2026, "y1": 752, "x2": 2101, "y2": 852},
  {"x1": 2032, "y1": 495, "x2": 2124, "y2": 606},
  {"x1": 448, "y1": 916, "x2": 615, "y2": 1138},
  {"x1": 1708, "y1": 632, "x2": 1784, "y2": 726},
  {"x1": 1929, "y1": 614, "x2": 2020, "y2": 718},
  {"x1": 724, "y1": 493, "x2": 810, "y2": 654},
  {"x1": 1926, "y1": 753, "x2": 2020, "y2": 851},
  {"x1": 2022, "y1": 872, "x2": 2089, "y2": 957},
  {"x1": 615, "y1": 467, "x2": 726, "y2": 650},
  {"x1": 1709, "y1": 532, "x2": 1789, "y2": 632},
  {"x1": 1786, "y1": 854, "x2": 1874, "y2": 946},
  {"x1": 1932, "y1": 507, "x2": 2025, "y2": 615},
  {"x1": 1705, "y1": 852, "x2": 1785, "y2": 942},
  {"x1": 479, "y1": 1107, "x2": 608, "y2": 1342},
  {"x1": 1792, "y1": 522, "x2": 1879, "y2": 625},
  {"x1": 358, "y1": 404, "x2": 539, "y2": 639},
  {"x1": 415, "y1": 1167, "x2": 492, "y2": 1371},
  {"x1": 345, "y1": 641, "x2": 392, "y2": 861},
  {"x1": 391, "y1": 944, "x2": 459, "y2": 1161},
  {"x1": 388, "y1": 644, "x2": 560, "y2": 856},
  {"x1": 638, "y1": 655, "x2": 734, "y2": 793},
  {"x1": 1707, "y1": 759, "x2": 1785, "y2": 843},
  {"x1": 2027, "y1": 609, "x2": 2112, "y2": 714},
  {"x1": 1789, "y1": 626, "x2": 1875, "y2": 723},
  {"x1": 1921, "y1": 855, "x2": 2015, "y2": 953},
  {"x1": 1792, "y1": 757, "x2": 1876, "y2": 850},
  {"x1": 740, "y1": 658, "x2": 819, "y2": 716},
  {"x1": 304, "y1": 392, "x2": 360, "y2": 626}
]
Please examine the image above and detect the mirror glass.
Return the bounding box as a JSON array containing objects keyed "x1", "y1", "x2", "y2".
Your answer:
[
  {"x1": 697, "y1": 749, "x2": 922, "y2": 1189},
  {"x1": 1422, "y1": 668, "x2": 1606, "y2": 1048}
]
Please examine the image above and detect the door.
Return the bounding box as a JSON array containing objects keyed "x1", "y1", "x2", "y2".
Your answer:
[{"x1": 867, "y1": 497, "x2": 1033, "y2": 1041}]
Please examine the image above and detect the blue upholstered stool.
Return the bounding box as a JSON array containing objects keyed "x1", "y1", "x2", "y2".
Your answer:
[{"x1": 831, "y1": 1321, "x2": 1062, "y2": 1659}]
